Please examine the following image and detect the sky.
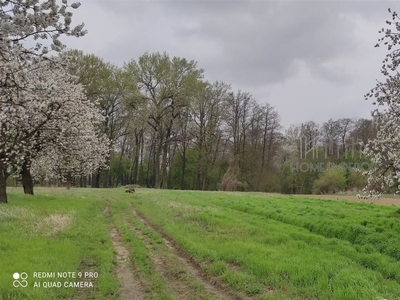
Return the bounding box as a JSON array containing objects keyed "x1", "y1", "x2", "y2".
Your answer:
[{"x1": 62, "y1": 0, "x2": 396, "y2": 129}]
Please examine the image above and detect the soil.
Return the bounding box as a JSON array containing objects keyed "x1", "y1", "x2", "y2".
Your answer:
[
  {"x1": 130, "y1": 209, "x2": 251, "y2": 300},
  {"x1": 65, "y1": 258, "x2": 98, "y2": 300},
  {"x1": 109, "y1": 227, "x2": 145, "y2": 300},
  {"x1": 302, "y1": 194, "x2": 400, "y2": 206},
  {"x1": 105, "y1": 201, "x2": 145, "y2": 300},
  {"x1": 105, "y1": 195, "x2": 254, "y2": 300}
]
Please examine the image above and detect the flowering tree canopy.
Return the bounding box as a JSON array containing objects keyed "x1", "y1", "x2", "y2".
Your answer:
[
  {"x1": 30, "y1": 99, "x2": 110, "y2": 186},
  {"x1": 0, "y1": 1, "x2": 107, "y2": 203},
  {"x1": 364, "y1": 8, "x2": 400, "y2": 194},
  {"x1": 0, "y1": 0, "x2": 85, "y2": 53}
]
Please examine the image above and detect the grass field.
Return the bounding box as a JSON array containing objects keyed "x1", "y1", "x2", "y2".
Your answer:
[{"x1": 1, "y1": 188, "x2": 400, "y2": 299}]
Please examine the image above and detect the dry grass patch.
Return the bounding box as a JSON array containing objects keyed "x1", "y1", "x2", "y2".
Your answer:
[
  {"x1": 0, "y1": 206, "x2": 36, "y2": 221},
  {"x1": 0, "y1": 205, "x2": 75, "y2": 236},
  {"x1": 33, "y1": 213, "x2": 74, "y2": 236}
]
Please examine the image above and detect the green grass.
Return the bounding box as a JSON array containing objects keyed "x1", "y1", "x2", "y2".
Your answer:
[
  {"x1": 2, "y1": 188, "x2": 400, "y2": 299},
  {"x1": 109, "y1": 198, "x2": 175, "y2": 300},
  {"x1": 128, "y1": 190, "x2": 400, "y2": 300},
  {"x1": 0, "y1": 188, "x2": 119, "y2": 300},
  {"x1": 109, "y1": 193, "x2": 220, "y2": 299}
]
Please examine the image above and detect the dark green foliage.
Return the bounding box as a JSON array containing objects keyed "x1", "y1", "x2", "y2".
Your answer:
[{"x1": 170, "y1": 148, "x2": 199, "y2": 190}]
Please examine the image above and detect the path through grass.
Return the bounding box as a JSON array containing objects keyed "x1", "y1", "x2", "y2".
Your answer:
[{"x1": 1, "y1": 188, "x2": 400, "y2": 300}]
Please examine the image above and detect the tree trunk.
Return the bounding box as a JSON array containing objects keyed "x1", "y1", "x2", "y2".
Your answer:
[
  {"x1": 161, "y1": 143, "x2": 169, "y2": 189},
  {"x1": 0, "y1": 168, "x2": 8, "y2": 203},
  {"x1": 100, "y1": 170, "x2": 110, "y2": 188},
  {"x1": 139, "y1": 133, "x2": 144, "y2": 185},
  {"x1": 93, "y1": 170, "x2": 100, "y2": 188},
  {"x1": 106, "y1": 170, "x2": 111, "y2": 188},
  {"x1": 132, "y1": 130, "x2": 141, "y2": 184},
  {"x1": 66, "y1": 174, "x2": 72, "y2": 190},
  {"x1": 146, "y1": 148, "x2": 152, "y2": 187},
  {"x1": 155, "y1": 132, "x2": 163, "y2": 188},
  {"x1": 21, "y1": 161, "x2": 34, "y2": 195},
  {"x1": 202, "y1": 164, "x2": 208, "y2": 190},
  {"x1": 181, "y1": 148, "x2": 186, "y2": 190}
]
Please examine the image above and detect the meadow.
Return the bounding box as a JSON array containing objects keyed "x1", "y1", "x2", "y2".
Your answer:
[{"x1": 0, "y1": 188, "x2": 400, "y2": 299}]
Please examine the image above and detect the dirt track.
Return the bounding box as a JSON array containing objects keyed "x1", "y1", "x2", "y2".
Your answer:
[
  {"x1": 104, "y1": 202, "x2": 145, "y2": 300},
  {"x1": 130, "y1": 209, "x2": 250, "y2": 300},
  {"x1": 104, "y1": 200, "x2": 252, "y2": 300},
  {"x1": 303, "y1": 194, "x2": 400, "y2": 206}
]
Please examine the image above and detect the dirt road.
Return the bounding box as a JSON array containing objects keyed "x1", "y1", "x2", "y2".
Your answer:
[{"x1": 301, "y1": 194, "x2": 400, "y2": 206}]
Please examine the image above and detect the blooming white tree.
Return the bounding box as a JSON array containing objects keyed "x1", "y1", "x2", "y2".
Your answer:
[
  {"x1": 364, "y1": 8, "x2": 400, "y2": 194},
  {"x1": 0, "y1": 0, "x2": 87, "y2": 202},
  {"x1": 1, "y1": 58, "x2": 110, "y2": 201},
  {"x1": 30, "y1": 107, "x2": 110, "y2": 189},
  {"x1": 25, "y1": 60, "x2": 109, "y2": 189}
]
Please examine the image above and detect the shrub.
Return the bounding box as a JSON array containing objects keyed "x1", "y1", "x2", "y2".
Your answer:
[
  {"x1": 219, "y1": 156, "x2": 243, "y2": 191},
  {"x1": 347, "y1": 170, "x2": 367, "y2": 190},
  {"x1": 313, "y1": 166, "x2": 346, "y2": 194}
]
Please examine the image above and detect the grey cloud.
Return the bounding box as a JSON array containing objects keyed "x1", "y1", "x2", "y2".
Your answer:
[
  {"x1": 64, "y1": 0, "x2": 397, "y2": 128},
  {"x1": 93, "y1": 1, "x2": 390, "y2": 85},
  {"x1": 170, "y1": 2, "x2": 363, "y2": 85}
]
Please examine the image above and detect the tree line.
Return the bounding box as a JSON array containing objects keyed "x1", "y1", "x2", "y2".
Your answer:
[
  {"x1": 2, "y1": 2, "x2": 400, "y2": 202},
  {"x1": 45, "y1": 51, "x2": 379, "y2": 194}
]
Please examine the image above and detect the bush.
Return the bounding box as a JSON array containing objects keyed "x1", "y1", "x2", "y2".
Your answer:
[
  {"x1": 347, "y1": 170, "x2": 367, "y2": 190},
  {"x1": 313, "y1": 166, "x2": 347, "y2": 194},
  {"x1": 219, "y1": 156, "x2": 243, "y2": 191}
]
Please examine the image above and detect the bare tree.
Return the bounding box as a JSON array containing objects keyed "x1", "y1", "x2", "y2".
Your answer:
[
  {"x1": 124, "y1": 52, "x2": 204, "y2": 188},
  {"x1": 191, "y1": 81, "x2": 229, "y2": 189}
]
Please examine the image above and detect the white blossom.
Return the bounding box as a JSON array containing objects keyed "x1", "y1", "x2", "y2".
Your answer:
[
  {"x1": 0, "y1": 0, "x2": 92, "y2": 202},
  {"x1": 364, "y1": 9, "x2": 400, "y2": 194}
]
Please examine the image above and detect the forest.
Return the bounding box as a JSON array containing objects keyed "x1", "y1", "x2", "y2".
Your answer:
[{"x1": 31, "y1": 50, "x2": 377, "y2": 195}]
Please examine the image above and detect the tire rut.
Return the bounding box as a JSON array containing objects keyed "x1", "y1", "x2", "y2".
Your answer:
[
  {"x1": 105, "y1": 201, "x2": 145, "y2": 300},
  {"x1": 123, "y1": 213, "x2": 218, "y2": 300},
  {"x1": 130, "y1": 208, "x2": 252, "y2": 300},
  {"x1": 109, "y1": 228, "x2": 145, "y2": 300}
]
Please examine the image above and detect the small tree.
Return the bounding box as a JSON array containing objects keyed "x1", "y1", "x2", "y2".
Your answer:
[
  {"x1": 31, "y1": 129, "x2": 109, "y2": 189},
  {"x1": 29, "y1": 77, "x2": 110, "y2": 189}
]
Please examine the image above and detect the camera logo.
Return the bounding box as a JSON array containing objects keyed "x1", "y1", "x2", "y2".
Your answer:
[{"x1": 13, "y1": 272, "x2": 28, "y2": 288}]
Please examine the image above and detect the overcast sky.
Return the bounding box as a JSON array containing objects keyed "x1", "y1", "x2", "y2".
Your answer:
[{"x1": 62, "y1": 0, "x2": 395, "y2": 129}]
